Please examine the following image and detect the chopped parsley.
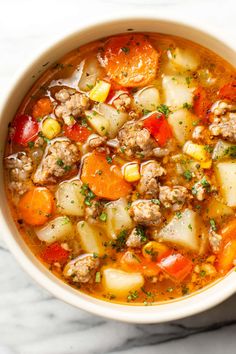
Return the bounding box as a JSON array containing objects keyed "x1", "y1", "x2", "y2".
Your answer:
[
  {"x1": 176, "y1": 211, "x2": 182, "y2": 219},
  {"x1": 127, "y1": 290, "x2": 139, "y2": 302},
  {"x1": 183, "y1": 170, "x2": 192, "y2": 181},
  {"x1": 224, "y1": 145, "x2": 236, "y2": 158},
  {"x1": 99, "y1": 212, "x2": 107, "y2": 222},
  {"x1": 28, "y1": 141, "x2": 35, "y2": 149},
  {"x1": 210, "y1": 218, "x2": 217, "y2": 231},
  {"x1": 204, "y1": 145, "x2": 214, "y2": 153},
  {"x1": 135, "y1": 225, "x2": 147, "y2": 242},
  {"x1": 106, "y1": 156, "x2": 112, "y2": 164},
  {"x1": 56, "y1": 159, "x2": 64, "y2": 167},
  {"x1": 111, "y1": 230, "x2": 127, "y2": 252},
  {"x1": 80, "y1": 183, "x2": 95, "y2": 206},
  {"x1": 183, "y1": 102, "x2": 192, "y2": 110},
  {"x1": 95, "y1": 271, "x2": 101, "y2": 283},
  {"x1": 151, "y1": 199, "x2": 160, "y2": 205},
  {"x1": 121, "y1": 46, "x2": 130, "y2": 54},
  {"x1": 157, "y1": 104, "x2": 171, "y2": 117},
  {"x1": 201, "y1": 176, "x2": 211, "y2": 192},
  {"x1": 200, "y1": 270, "x2": 206, "y2": 277},
  {"x1": 188, "y1": 224, "x2": 193, "y2": 230}
]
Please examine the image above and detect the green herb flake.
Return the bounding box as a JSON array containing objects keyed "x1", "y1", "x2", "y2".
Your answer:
[
  {"x1": 28, "y1": 141, "x2": 35, "y2": 149},
  {"x1": 99, "y1": 212, "x2": 107, "y2": 222},
  {"x1": 127, "y1": 290, "x2": 139, "y2": 302},
  {"x1": 121, "y1": 47, "x2": 130, "y2": 54},
  {"x1": 106, "y1": 156, "x2": 112, "y2": 164},
  {"x1": 135, "y1": 225, "x2": 147, "y2": 242},
  {"x1": 157, "y1": 104, "x2": 171, "y2": 117},
  {"x1": 210, "y1": 218, "x2": 217, "y2": 231},
  {"x1": 56, "y1": 159, "x2": 64, "y2": 167},
  {"x1": 183, "y1": 170, "x2": 192, "y2": 181},
  {"x1": 183, "y1": 102, "x2": 192, "y2": 110},
  {"x1": 151, "y1": 199, "x2": 160, "y2": 205},
  {"x1": 95, "y1": 272, "x2": 101, "y2": 283},
  {"x1": 200, "y1": 270, "x2": 206, "y2": 277},
  {"x1": 176, "y1": 211, "x2": 182, "y2": 219}
]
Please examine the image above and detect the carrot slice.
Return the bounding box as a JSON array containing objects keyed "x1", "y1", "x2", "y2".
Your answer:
[
  {"x1": 100, "y1": 34, "x2": 160, "y2": 87},
  {"x1": 193, "y1": 87, "x2": 211, "y2": 122},
  {"x1": 81, "y1": 151, "x2": 132, "y2": 200},
  {"x1": 217, "y1": 239, "x2": 236, "y2": 274},
  {"x1": 18, "y1": 187, "x2": 54, "y2": 226},
  {"x1": 32, "y1": 97, "x2": 54, "y2": 119}
]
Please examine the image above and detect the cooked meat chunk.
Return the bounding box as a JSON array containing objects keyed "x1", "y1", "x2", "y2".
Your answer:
[
  {"x1": 209, "y1": 229, "x2": 222, "y2": 253},
  {"x1": 5, "y1": 152, "x2": 33, "y2": 195},
  {"x1": 117, "y1": 120, "x2": 156, "y2": 157},
  {"x1": 138, "y1": 160, "x2": 166, "y2": 197},
  {"x1": 126, "y1": 227, "x2": 145, "y2": 248},
  {"x1": 85, "y1": 200, "x2": 104, "y2": 221},
  {"x1": 63, "y1": 254, "x2": 99, "y2": 283},
  {"x1": 209, "y1": 100, "x2": 236, "y2": 142},
  {"x1": 55, "y1": 88, "x2": 90, "y2": 125},
  {"x1": 113, "y1": 93, "x2": 131, "y2": 112},
  {"x1": 33, "y1": 140, "x2": 80, "y2": 184},
  {"x1": 192, "y1": 125, "x2": 206, "y2": 140},
  {"x1": 130, "y1": 200, "x2": 162, "y2": 227},
  {"x1": 88, "y1": 135, "x2": 107, "y2": 148},
  {"x1": 192, "y1": 176, "x2": 211, "y2": 201},
  {"x1": 159, "y1": 185, "x2": 188, "y2": 211}
]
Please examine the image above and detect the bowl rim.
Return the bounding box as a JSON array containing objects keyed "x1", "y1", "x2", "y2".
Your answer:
[{"x1": 1, "y1": 15, "x2": 236, "y2": 324}]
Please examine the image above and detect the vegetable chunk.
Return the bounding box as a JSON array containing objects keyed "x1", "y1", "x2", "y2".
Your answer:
[
  {"x1": 215, "y1": 162, "x2": 236, "y2": 206},
  {"x1": 102, "y1": 268, "x2": 144, "y2": 296},
  {"x1": 100, "y1": 34, "x2": 159, "y2": 87}
]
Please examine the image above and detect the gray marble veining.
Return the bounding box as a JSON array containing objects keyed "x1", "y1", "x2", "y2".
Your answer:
[{"x1": 1, "y1": 0, "x2": 236, "y2": 353}]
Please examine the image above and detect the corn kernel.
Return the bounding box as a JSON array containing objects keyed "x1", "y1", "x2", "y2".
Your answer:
[
  {"x1": 89, "y1": 80, "x2": 111, "y2": 103},
  {"x1": 183, "y1": 141, "x2": 208, "y2": 162},
  {"x1": 124, "y1": 163, "x2": 140, "y2": 182},
  {"x1": 42, "y1": 118, "x2": 61, "y2": 139}
]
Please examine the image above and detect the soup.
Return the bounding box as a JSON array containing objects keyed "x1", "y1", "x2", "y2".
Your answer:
[{"x1": 4, "y1": 33, "x2": 236, "y2": 305}]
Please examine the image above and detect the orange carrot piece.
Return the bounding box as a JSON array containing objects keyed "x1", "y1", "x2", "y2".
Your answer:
[
  {"x1": 100, "y1": 34, "x2": 160, "y2": 87},
  {"x1": 217, "y1": 240, "x2": 236, "y2": 274},
  {"x1": 32, "y1": 97, "x2": 54, "y2": 119},
  {"x1": 18, "y1": 187, "x2": 54, "y2": 226},
  {"x1": 221, "y1": 219, "x2": 236, "y2": 241},
  {"x1": 81, "y1": 151, "x2": 132, "y2": 200}
]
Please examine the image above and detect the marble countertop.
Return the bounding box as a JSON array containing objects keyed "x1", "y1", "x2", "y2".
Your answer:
[{"x1": 1, "y1": 0, "x2": 236, "y2": 353}]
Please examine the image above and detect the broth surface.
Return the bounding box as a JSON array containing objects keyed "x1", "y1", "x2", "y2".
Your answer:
[{"x1": 4, "y1": 32, "x2": 236, "y2": 305}]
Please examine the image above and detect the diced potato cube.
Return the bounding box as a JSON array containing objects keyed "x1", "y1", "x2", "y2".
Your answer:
[
  {"x1": 78, "y1": 57, "x2": 104, "y2": 92},
  {"x1": 215, "y1": 162, "x2": 236, "y2": 207},
  {"x1": 97, "y1": 103, "x2": 128, "y2": 138},
  {"x1": 124, "y1": 163, "x2": 140, "y2": 182},
  {"x1": 162, "y1": 75, "x2": 194, "y2": 110},
  {"x1": 35, "y1": 216, "x2": 73, "y2": 244},
  {"x1": 183, "y1": 141, "x2": 208, "y2": 161},
  {"x1": 86, "y1": 110, "x2": 109, "y2": 136},
  {"x1": 42, "y1": 118, "x2": 61, "y2": 139},
  {"x1": 56, "y1": 180, "x2": 85, "y2": 216},
  {"x1": 102, "y1": 268, "x2": 144, "y2": 296},
  {"x1": 157, "y1": 209, "x2": 201, "y2": 252},
  {"x1": 168, "y1": 47, "x2": 200, "y2": 71},
  {"x1": 134, "y1": 86, "x2": 160, "y2": 112},
  {"x1": 89, "y1": 80, "x2": 111, "y2": 103},
  {"x1": 212, "y1": 140, "x2": 236, "y2": 161},
  {"x1": 206, "y1": 198, "x2": 234, "y2": 219},
  {"x1": 105, "y1": 198, "x2": 133, "y2": 239},
  {"x1": 77, "y1": 221, "x2": 106, "y2": 256},
  {"x1": 168, "y1": 109, "x2": 197, "y2": 145}
]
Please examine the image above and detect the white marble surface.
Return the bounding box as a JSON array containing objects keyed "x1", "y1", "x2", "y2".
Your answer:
[{"x1": 1, "y1": 0, "x2": 236, "y2": 353}]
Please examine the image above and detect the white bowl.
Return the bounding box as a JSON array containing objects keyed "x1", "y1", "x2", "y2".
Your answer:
[{"x1": 1, "y1": 16, "x2": 236, "y2": 324}]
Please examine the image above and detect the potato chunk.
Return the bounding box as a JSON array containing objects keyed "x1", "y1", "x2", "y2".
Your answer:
[
  {"x1": 56, "y1": 180, "x2": 85, "y2": 216},
  {"x1": 215, "y1": 162, "x2": 236, "y2": 207},
  {"x1": 102, "y1": 268, "x2": 144, "y2": 296},
  {"x1": 168, "y1": 48, "x2": 200, "y2": 71},
  {"x1": 105, "y1": 198, "x2": 133, "y2": 239},
  {"x1": 35, "y1": 216, "x2": 73, "y2": 244},
  {"x1": 77, "y1": 221, "x2": 106, "y2": 256},
  {"x1": 157, "y1": 209, "x2": 201, "y2": 252},
  {"x1": 168, "y1": 109, "x2": 197, "y2": 145},
  {"x1": 162, "y1": 75, "x2": 194, "y2": 110}
]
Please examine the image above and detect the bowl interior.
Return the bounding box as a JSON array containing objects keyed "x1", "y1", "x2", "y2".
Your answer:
[{"x1": 1, "y1": 17, "x2": 236, "y2": 323}]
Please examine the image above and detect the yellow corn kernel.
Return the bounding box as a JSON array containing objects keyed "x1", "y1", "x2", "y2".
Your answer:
[
  {"x1": 89, "y1": 80, "x2": 111, "y2": 103},
  {"x1": 142, "y1": 241, "x2": 168, "y2": 261},
  {"x1": 183, "y1": 141, "x2": 208, "y2": 161},
  {"x1": 124, "y1": 163, "x2": 140, "y2": 182},
  {"x1": 42, "y1": 118, "x2": 61, "y2": 139},
  {"x1": 199, "y1": 160, "x2": 212, "y2": 169}
]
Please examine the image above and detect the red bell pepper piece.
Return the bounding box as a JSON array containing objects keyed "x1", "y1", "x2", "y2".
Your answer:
[
  {"x1": 218, "y1": 81, "x2": 236, "y2": 101},
  {"x1": 11, "y1": 114, "x2": 39, "y2": 146},
  {"x1": 40, "y1": 242, "x2": 70, "y2": 263},
  {"x1": 64, "y1": 123, "x2": 91, "y2": 143},
  {"x1": 143, "y1": 112, "x2": 172, "y2": 147},
  {"x1": 193, "y1": 87, "x2": 211, "y2": 122},
  {"x1": 157, "y1": 252, "x2": 193, "y2": 281}
]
